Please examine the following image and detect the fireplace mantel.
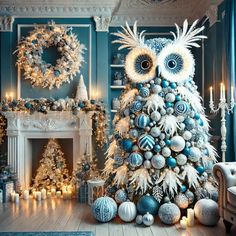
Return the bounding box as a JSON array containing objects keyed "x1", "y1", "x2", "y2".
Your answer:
[{"x1": 2, "y1": 111, "x2": 93, "y2": 189}]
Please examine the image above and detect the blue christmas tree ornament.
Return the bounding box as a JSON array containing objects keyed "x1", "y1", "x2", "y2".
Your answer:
[
  {"x1": 170, "y1": 82, "x2": 177, "y2": 89},
  {"x1": 137, "y1": 195, "x2": 160, "y2": 216},
  {"x1": 128, "y1": 152, "x2": 143, "y2": 168},
  {"x1": 138, "y1": 134, "x2": 155, "y2": 151},
  {"x1": 153, "y1": 144, "x2": 161, "y2": 153},
  {"x1": 135, "y1": 114, "x2": 150, "y2": 128},
  {"x1": 139, "y1": 87, "x2": 150, "y2": 98},
  {"x1": 180, "y1": 185, "x2": 187, "y2": 193},
  {"x1": 130, "y1": 101, "x2": 143, "y2": 113},
  {"x1": 166, "y1": 102, "x2": 173, "y2": 108},
  {"x1": 166, "y1": 157, "x2": 177, "y2": 168},
  {"x1": 175, "y1": 95, "x2": 182, "y2": 101},
  {"x1": 165, "y1": 139, "x2": 171, "y2": 146},
  {"x1": 161, "y1": 80, "x2": 169, "y2": 88},
  {"x1": 194, "y1": 113, "x2": 200, "y2": 120},
  {"x1": 196, "y1": 166, "x2": 205, "y2": 174},
  {"x1": 183, "y1": 147, "x2": 190, "y2": 156},
  {"x1": 122, "y1": 138, "x2": 133, "y2": 152}
]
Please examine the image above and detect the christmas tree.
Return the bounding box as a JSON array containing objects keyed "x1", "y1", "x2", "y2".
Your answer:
[
  {"x1": 104, "y1": 21, "x2": 218, "y2": 208},
  {"x1": 32, "y1": 139, "x2": 70, "y2": 191}
]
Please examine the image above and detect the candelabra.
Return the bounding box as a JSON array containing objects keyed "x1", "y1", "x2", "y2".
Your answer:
[{"x1": 209, "y1": 84, "x2": 235, "y2": 162}]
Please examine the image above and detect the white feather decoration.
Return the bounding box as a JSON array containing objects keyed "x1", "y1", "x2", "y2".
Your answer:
[
  {"x1": 129, "y1": 168, "x2": 153, "y2": 194},
  {"x1": 103, "y1": 158, "x2": 115, "y2": 176},
  {"x1": 171, "y1": 19, "x2": 207, "y2": 48},
  {"x1": 181, "y1": 163, "x2": 200, "y2": 189},
  {"x1": 177, "y1": 86, "x2": 204, "y2": 113},
  {"x1": 113, "y1": 165, "x2": 129, "y2": 186},
  {"x1": 203, "y1": 181, "x2": 218, "y2": 197},
  {"x1": 112, "y1": 114, "x2": 120, "y2": 126},
  {"x1": 105, "y1": 140, "x2": 117, "y2": 159},
  {"x1": 120, "y1": 88, "x2": 138, "y2": 110},
  {"x1": 156, "y1": 169, "x2": 182, "y2": 198},
  {"x1": 199, "y1": 113, "x2": 210, "y2": 131},
  {"x1": 158, "y1": 115, "x2": 180, "y2": 136},
  {"x1": 115, "y1": 116, "x2": 130, "y2": 137},
  {"x1": 144, "y1": 94, "x2": 165, "y2": 114},
  {"x1": 112, "y1": 21, "x2": 146, "y2": 50},
  {"x1": 205, "y1": 142, "x2": 218, "y2": 162}
]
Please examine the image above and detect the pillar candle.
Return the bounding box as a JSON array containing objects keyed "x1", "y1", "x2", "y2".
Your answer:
[
  {"x1": 56, "y1": 191, "x2": 61, "y2": 198},
  {"x1": 41, "y1": 189, "x2": 47, "y2": 200},
  {"x1": 33, "y1": 191, "x2": 37, "y2": 199},
  {"x1": 187, "y1": 208, "x2": 195, "y2": 227},
  {"x1": 67, "y1": 191, "x2": 72, "y2": 199},
  {"x1": 47, "y1": 192, "x2": 51, "y2": 198},
  {"x1": 36, "y1": 191, "x2": 42, "y2": 201},
  {"x1": 23, "y1": 190, "x2": 29, "y2": 200},
  {"x1": 210, "y1": 86, "x2": 213, "y2": 103},
  {"x1": 231, "y1": 86, "x2": 234, "y2": 103},
  {"x1": 11, "y1": 191, "x2": 16, "y2": 202},
  {"x1": 51, "y1": 188, "x2": 56, "y2": 197},
  {"x1": 15, "y1": 193, "x2": 20, "y2": 204},
  {"x1": 63, "y1": 190, "x2": 68, "y2": 200},
  {"x1": 180, "y1": 219, "x2": 187, "y2": 229},
  {"x1": 223, "y1": 84, "x2": 226, "y2": 100}
]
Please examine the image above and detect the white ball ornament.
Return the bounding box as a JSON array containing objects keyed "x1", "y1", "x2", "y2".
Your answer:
[
  {"x1": 162, "y1": 147, "x2": 171, "y2": 157},
  {"x1": 170, "y1": 136, "x2": 185, "y2": 152},
  {"x1": 189, "y1": 147, "x2": 201, "y2": 162},
  {"x1": 136, "y1": 215, "x2": 143, "y2": 225},
  {"x1": 158, "y1": 203, "x2": 181, "y2": 225},
  {"x1": 143, "y1": 212, "x2": 154, "y2": 226},
  {"x1": 144, "y1": 160, "x2": 152, "y2": 169},
  {"x1": 151, "y1": 111, "x2": 161, "y2": 122},
  {"x1": 185, "y1": 190, "x2": 195, "y2": 204},
  {"x1": 144, "y1": 151, "x2": 153, "y2": 160},
  {"x1": 176, "y1": 154, "x2": 187, "y2": 165},
  {"x1": 115, "y1": 189, "x2": 128, "y2": 204},
  {"x1": 151, "y1": 154, "x2": 165, "y2": 169},
  {"x1": 150, "y1": 127, "x2": 161, "y2": 137},
  {"x1": 118, "y1": 201, "x2": 137, "y2": 222},
  {"x1": 183, "y1": 131, "x2": 192, "y2": 141},
  {"x1": 175, "y1": 193, "x2": 189, "y2": 209},
  {"x1": 152, "y1": 85, "x2": 162, "y2": 93},
  {"x1": 165, "y1": 93, "x2": 176, "y2": 102}
]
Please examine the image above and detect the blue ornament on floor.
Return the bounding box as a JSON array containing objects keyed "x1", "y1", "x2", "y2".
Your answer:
[
  {"x1": 115, "y1": 189, "x2": 128, "y2": 204},
  {"x1": 128, "y1": 152, "x2": 143, "y2": 168},
  {"x1": 92, "y1": 196, "x2": 117, "y2": 222},
  {"x1": 135, "y1": 114, "x2": 150, "y2": 128},
  {"x1": 138, "y1": 134, "x2": 155, "y2": 151},
  {"x1": 137, "y1": 195, "x2": 160, "y2": 216},
  {"x1": 122, "y1": 138, "x2": 133, "y2": 152},
  {"x1": 166, "y1": 157, "x2": 177, "y2": 168},
  {"x1": 158, "y1": 203, "x2": 181, "y2": 225},
  {"x1": 174, "y1": 101, "x2": 189, "y2": 116},
  {"x1": 130, "y1": 101, "x2": 143, "y2": 113},
  {"x1": 139, "y1": 87, "x2": 150, "y2": 97}
]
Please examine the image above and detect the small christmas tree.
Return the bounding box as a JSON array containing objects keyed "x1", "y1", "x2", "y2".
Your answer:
[{"x1": 32, "y1": 139, "x2": 70, "y2": 191}]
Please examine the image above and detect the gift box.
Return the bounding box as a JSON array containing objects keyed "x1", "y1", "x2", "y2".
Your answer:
[
  {"x1": 78, "y1": 183, "x2": 88, "y2": 203},
  {"x1": 0, "y1": 180, "x2": 15, "y2": 202}
]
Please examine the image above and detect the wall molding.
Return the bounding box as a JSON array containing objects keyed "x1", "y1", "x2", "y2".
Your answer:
[
  {"x1": 0, "y1": 16, "x2": 14, "y2": 32},
  {"x1": 93, "y1": 16, "x2": 111, "y2": 32}
]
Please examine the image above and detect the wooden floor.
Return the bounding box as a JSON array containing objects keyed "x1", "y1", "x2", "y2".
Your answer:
[{"x1": 0, "y1": 198, "x2": 236, "y2": 236}]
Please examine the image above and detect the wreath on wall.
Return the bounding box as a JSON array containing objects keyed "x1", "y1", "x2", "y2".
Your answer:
[{"x1": 15, "y1": 21, "x2": 86, "y2": 90}]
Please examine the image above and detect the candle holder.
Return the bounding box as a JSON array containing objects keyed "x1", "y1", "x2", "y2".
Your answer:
[{"x1": 209, "y1": 85, "x2": 235, "y2": 162}]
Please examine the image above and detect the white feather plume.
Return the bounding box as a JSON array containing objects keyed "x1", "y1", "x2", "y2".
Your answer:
[
  {"x1": 112, "y1": 21, "x2": 146, "y2": 50},
  {"x1": 120, "y1": 88, "x2": 138, "y2": 110},
  {"x1": 113, "y1": 165, "x2": 129, "y2": 186},
  {"x1": 171, "y1": 19, "x2": 207, "y2": 48},
  {"x1": 177, "y1": 86, "x2": 204, "y2": 113},
  {"x1": 203, "y1": 181, "x2": 218, "y2": 197},
  {"x1": 105, "y1": 140, "x2": 117, "y2": 159},
  {"x1": 158, "y1": 115, "x2": 180, "y2": 136},
  {"x1": 156, "y1": 169, "x2": 182, "y2": 198},
  {"x1": 144, "y1": 94, "x2": 165, "y2": 114},
  {"x1": 205, "y1": 142, "x2": 218, "y2": 162},
  {"x1": 103, "y1": 158, "x2": 115, "y2": 176},
  {"x1": 200, "y1": 113, "x2": 210, "y2": 131},
  {"x1": 181, "y1": 163, "x2": 200, "y2": 189},
  {"x1": 115, "y1": 116, "x2": 130, "y2": 137},
  {"x1": 129, "y1": 168, "x2": 153, "y2": 194}
]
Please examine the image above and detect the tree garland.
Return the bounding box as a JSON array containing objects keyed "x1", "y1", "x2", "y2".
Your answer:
[
  {"x1": 0, "y1": 98, "x2": 108, "y2": 148},
  {"x1": 15, "y1": 21, "x2": 86, "y2": 90}
]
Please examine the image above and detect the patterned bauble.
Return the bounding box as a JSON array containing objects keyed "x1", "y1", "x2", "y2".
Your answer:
[
  {"x1": 165, "y1": 93, "x2": 176, "y2": 102},
  {"x1": 151, "y1": 154, "x2": 165, "y2": 169},
  {"x1": 194, "y1": 199, "x2": 220, "y2": 226},
  {"x1": 139, "y1": 87, "x2": 150, "y2": 98},
  {"x1": 122, "y1": 139, "x2": 133, "y2": 152},
  {"x1": 136, "y1": 215, "x2": 143, "y2": 225},
  {"x1": 184, "y1": 118, "x2": 195, "y2": 130},
  {"x1": 185, "y1": 190, "x2": 195, "y2": 204},
  {"x1": 182, "y1": 130, "x2": 192, "y2": 141},
  {"x1": 150, "y1": 127, "x2": 161, "y2": 137},
  {"x1": 92, "y1": 196, "x2": 117, "y2": 222},
  {"x1": 150, "y1": 111, "x2": 161, "y2": 122},
  {"x1": 161, "y1": 147, "x2": 171, "y2": 157},
  {"x1": 174, "y1": 101, "x2": 189, "y2": 116},
  {"x1": 135, "y1": 114, "x2": 150, "y2": 128},
  {"x1": 128, "y1": 152, "x2": 143, "y2": 168},
  {"x1": 144, "y1": 160, "x2": 152, "y2": 169},
  {"x1": 114, "y1": 156, "x2": 124, "y2": 166},
  {"x1": 188, "y1": 147, "x2": 201, "y2": 162},
  {"x1": 138, "y1": 134, "x2": 155, "y2": 151},
  {"x1": 144, "y1": 151, "x2": 153, "y2": 160},
  {"x1": 174, "y1": 193, "x2": 189, "y2": 209},
  {"x1": 137, "y1": 195, "x2": 160, "y2": 216},
  {"x1": 129, "y1": 129, "x2": 139, "y2": 139},
  {"x1": 158, "y1": 203, "x2": 181, "y2": 225},
  {"x1": 115, "y1": 189, "x2": 128, "y2": 204},
  {"x1": 166, "y1": 157, "x2": 177, "y2": 168},
  {"x1": 118, "y1": 201, "x2": 137, "y2": 222},
  {"x1": 130, "y1": 101, "x2": 143, "y2": 113},
  {"x1": 143, "y1": 212, "x2": 154, "y2": 226},
  {"x1": 170, "y1": 136, "x2": 185, "y2": 152}
]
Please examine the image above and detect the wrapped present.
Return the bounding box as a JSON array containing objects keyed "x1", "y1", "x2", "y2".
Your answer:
[
  {"x1": 78, "y1": 183, "x2": 88, "y2": 203},
  {"x1": 0, "y1": 180, "x2": 15, "y2": 202}
]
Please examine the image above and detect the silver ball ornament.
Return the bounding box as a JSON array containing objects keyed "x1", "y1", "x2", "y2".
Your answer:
[
  {"x1": 151, "y1": 154, "x2": 165, "y2": 169},
  {"x1": 185, "y1": 190, "x2": 195, "y2": 204},
  {"x1": 165, "y1": 93, "x2": 176, "y2": 102},
  {"x1": 176, "y1": 154, "x2": 187, "y2": 165},
  {"x1": 151, "y1": 111, "x2": 161, "y2": 122},
  {"x1": 183, "y1": 131, "x2": 192, "y2": 141},
  {"x1": 162, "y1": 147, "x2": 171, "y2": 157},
  {"x1": 150, "y1": 127, "x2": 161, "y2": 137},
  {"x1": 175, "y1": 193, "x2": 189, "y2": 209},
  {"x1": 170, "y1": 136, "x2": 185, "y2": 152},
  {"x1": 136, "y1": 215, "x2": 143, "y2": 225},
  {"x1": 144, "y1": 151, "x2": 153, "y2": 160},
  {"x1": 152, "y1": 85, "x2": 162, "y2": 93},
  {"x1": 144, "y1": 160, "x2": 152, "y2": 169},
  {"x1": 143, "y1": 212, "x2": 154, "y2": 226}
]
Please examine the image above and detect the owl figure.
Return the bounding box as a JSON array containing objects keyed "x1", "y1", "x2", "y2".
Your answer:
[{"x1": 104, "y1": 20, "x2": 217, "y2": 209}]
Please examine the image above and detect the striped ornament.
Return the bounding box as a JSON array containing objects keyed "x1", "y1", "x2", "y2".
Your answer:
[
  {"x1": 128, "y1": 152, "x2": 143, "y2": 167},
  {"x1": 174, "y1": 101, "x2": 189, "y2": 116},
  {"x1": 139, "y1": 87, "x2": 150, "y2": 98},
  {"x1": 130, "y1": 101, "x2": 143, "y2": 113},
  {"x1": 138, "y1": 134, "x2": 155, "y2": 151},
  {"x1": 135, "y1": 114, "x2": 150, "y2": 128}
]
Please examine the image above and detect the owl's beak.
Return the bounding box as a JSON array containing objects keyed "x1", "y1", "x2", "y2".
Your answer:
[{"x1": 156, "y1": 65, "x2": 161, "y2": 77}]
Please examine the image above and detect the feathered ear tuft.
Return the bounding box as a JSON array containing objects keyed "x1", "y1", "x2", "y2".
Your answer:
[
  {"x1": 170, "y1": 19, "x2": 207, "y2": 48},
  {"x1": 112, "y1": 21, "x2": 146, "y2": 50}
]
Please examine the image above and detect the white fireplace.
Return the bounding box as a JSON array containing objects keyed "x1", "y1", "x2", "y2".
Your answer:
[{"x1": 2, "y1": 111, "x2": 93, "y2": 189}]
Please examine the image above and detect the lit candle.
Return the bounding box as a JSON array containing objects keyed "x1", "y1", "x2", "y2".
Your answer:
[
  {"x1": 63, "y1": 190, "x2": 68, "y2": 200},
  {"x1": 187, "y1": 208, "x2": 195, "y2": 227},
  {"x1": 220, "y1": 83, "x2": 223, "y2": 100},
  {"x1": 51, "y1": 188, "x2": 56, "y2": 197},
  {"x1": 36, "y1": 191, "x2": 42, "y2": 201},
  {"x1": 23, "y1": 190, "x2": 29, "y2": 200},
  {"x1": 41, "y1": 188, "x2": 47, "y2": 200},
  {"x1": 5, "y1": 92, "x2": 9, "y2": 102},
  {"x1": 223, "y1": 84, "x2": 226, "y2": 100},
  {"x1": 56, "y1": 191, "x2": 61, "y2": 198},
  {"x1": 11, "y1": 191, "x2": 16, "y2": 202},
  {"x1": 33, "y1": 190, "x2": 37, "y2": 199},
  {"x1": 15, "y1": 193, "x2": 20, "y2": 204},
  {"x1": 67, "y1": 191, "x2": 72, "y2": 199},
  {"x1": 231, "y1": 86, "x2": 234, "y2": 103},
  {"x1": 180, "y1": 219, "x2": 187, "y2": 229},
  {"x1": 9, "y1": 92, "x2": 13, "y2": 102},
  {"x1": 47, "y1": 191, "x2": 51, "y2": 198},
  {"x1": 210, "y1": 86, "x2": 213, "y2": 103}
]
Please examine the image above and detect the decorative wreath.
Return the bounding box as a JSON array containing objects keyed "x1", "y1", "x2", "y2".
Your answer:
[{"x1": 15, "y1": 21, "x2": 86, "y2": 90}]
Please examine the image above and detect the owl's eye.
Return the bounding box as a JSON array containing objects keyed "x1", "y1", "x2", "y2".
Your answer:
[
  {"x1": 125, "y1": 47, "x2": 157, "y2": 83},
  {"x1": 158, "y1": 44, "x2": 195, "y2": 83}
]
